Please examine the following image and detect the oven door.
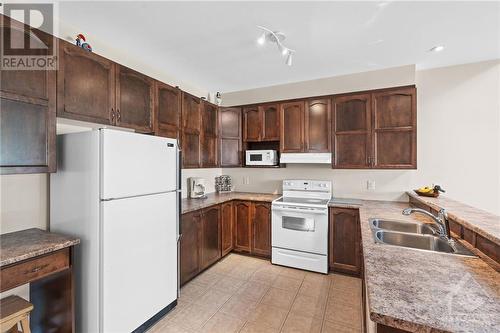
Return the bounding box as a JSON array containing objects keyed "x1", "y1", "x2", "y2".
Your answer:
[{"x1": 271, "y1": 205, "x2": 328, "y2": 255}]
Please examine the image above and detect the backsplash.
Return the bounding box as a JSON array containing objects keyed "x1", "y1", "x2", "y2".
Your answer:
[{"x1": 181, "y1": 168, "x2": 222, "y2": 198}]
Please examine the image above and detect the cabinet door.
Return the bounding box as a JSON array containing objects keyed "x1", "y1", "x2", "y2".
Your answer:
[
  {"x1": 243, "y1": 107, "x2": 261, "y2": 142},
  {"x1": 201, "y1": 205, "x2": 221, "y2": 270},
  {"x1": 332, "y1": 94, "x2": 372, "y2": 168},
  {"x1": 182, "y1": 132, "x2": 201, "y2": 168},
  {"x1": 221, "y1": 202, "x2": 234, "y2": 256},
  {"x1": 1, "y1": 19, "x2": 56, "y2": 174},
  {"x1": 57, "y1": 41, "x2": 115, "y2": 125},
  {"x1": 181, "y1": 93, "x2": 201, "y2": 168},
  {"x1": 329, "y1": 208, "x2": 361, "y2": 276},
  {"x1": 372, "y1": 87, "x2": 417, "y2": 168},
  {"x1": 280, "y1": 101, "x2": 305, "y2": 152},
  {"x1": 180, "y1": 211, "x2": 202, "y2": 285},
  {"x1": 182, "y1": 93, "x2": 201, "y2": 133},
  {"x1": 234, "y1": 201, "x2": 251, "y2": 253},
  {"x1": 220, "y1": 107, "x2": 242, "y2": 167},
  {"x1": 261, "y1": 104, "x2": 279, "y2": 141},
  {"x1": 305, "y1": 99, "x2": 331, "y2": 152},
  {"x1": 201, "y1": 102, "x2": 218, "y2": 168},
  {"x1": 155, "y1": 82, "x2": 181, "y2": 139},
  {"x1": 251, "y1": 202, "x2": 271, "y2": 258},
  {"x1": 115, "y1": 65, "x2": 154, "y2": 133}
]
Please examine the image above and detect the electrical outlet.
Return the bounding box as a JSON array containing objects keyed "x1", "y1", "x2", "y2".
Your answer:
[
  {"x1": 367, "y1": 180, "x2": 376, "y2": 190},
  {"x1": 243, "y1": 176, "x2": 250, "y2": 185}
]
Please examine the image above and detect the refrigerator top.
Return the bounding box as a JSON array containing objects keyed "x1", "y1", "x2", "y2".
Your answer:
[{"x1": 100, "y1": 129, "x2": 179, "y2": 200}]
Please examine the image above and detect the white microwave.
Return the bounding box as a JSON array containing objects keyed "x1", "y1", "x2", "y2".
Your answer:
[{"x1": 246, "y1": 150, "x2": 278, "y2": 166}]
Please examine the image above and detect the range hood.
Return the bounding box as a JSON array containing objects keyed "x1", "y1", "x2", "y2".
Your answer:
[{"x1": 280, "y1": 153, "x2": 332, "y2": 164}]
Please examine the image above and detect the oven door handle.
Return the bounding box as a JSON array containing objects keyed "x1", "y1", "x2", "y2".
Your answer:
[{"x1": 272, "y1": 206, "x2": 327, "y2": 215}]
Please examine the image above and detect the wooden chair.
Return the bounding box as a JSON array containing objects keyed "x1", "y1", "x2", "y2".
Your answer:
[{"x1": 0, "y1": 296, "x2": 33, "y2": 333}]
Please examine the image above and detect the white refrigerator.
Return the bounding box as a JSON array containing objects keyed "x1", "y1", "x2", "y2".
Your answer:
[{"x1": 50, "y1": 129, "x2": 179, "y2": 333}]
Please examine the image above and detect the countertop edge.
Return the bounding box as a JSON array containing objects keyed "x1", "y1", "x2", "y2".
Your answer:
[{"x1": 1, "y1": 238, "x2": 80, "y2": 267}]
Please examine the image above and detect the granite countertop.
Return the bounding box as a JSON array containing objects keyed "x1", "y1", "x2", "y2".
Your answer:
[
  {"x1": 182, "y1": 192, "x2": 281, "y2": 214},
  {"x1": 0, "y1": 228, "x2": 80, "y2": 267},
  {"x1": 407, "y1": 191, "x2": 500, "y2": 246},
  {"x1": 360, "y1": 200, "x2": 500, "y2": 332}
]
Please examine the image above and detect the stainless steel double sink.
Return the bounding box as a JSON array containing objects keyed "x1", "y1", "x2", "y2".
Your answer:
[{"x1": 369, "y1": 218, "x2": 475, "y2": 256}]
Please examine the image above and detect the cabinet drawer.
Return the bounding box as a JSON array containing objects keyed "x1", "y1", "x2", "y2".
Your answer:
[{"x1": 1, "y1": 249, "x2": 70, "y2": 292}]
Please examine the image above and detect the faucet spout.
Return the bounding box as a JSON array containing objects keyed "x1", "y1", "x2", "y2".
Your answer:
[{"x1": 401, "y1": 207, "x2": 450, "y2": 239}]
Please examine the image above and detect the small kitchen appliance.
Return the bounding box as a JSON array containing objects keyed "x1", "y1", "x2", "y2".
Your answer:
[
  {"x1": 245, "y1": 150, "x2": 278, "y2": 166},
  {"x1": 272, "y1": 180, "x2": 332, "y2": 273},
  {"x1": 189, "y1": 177, "x2": 207, "y2": 198},
  {"x1": 215, "y1": 175, "x2": 233, "y2": 193}
]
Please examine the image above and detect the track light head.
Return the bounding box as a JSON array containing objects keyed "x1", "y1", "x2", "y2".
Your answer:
[
  {"x1": 256, "y1": 25, "x2": 295, "y2": 66},
  {"x1": 257, "y1": 32, "x2": 266, "y2": 46},
  {"x1": 286, "y1": 52, "x2": 293, "y2": 66}
]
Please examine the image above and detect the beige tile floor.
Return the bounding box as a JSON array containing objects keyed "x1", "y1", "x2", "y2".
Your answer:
[{"x1": 148, "y1": 254, "x2": 363, "y2": 333}]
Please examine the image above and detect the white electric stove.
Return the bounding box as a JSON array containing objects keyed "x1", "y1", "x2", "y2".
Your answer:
[{"x1": 271, "y1": 180, "x2": 331, "y2": 274}]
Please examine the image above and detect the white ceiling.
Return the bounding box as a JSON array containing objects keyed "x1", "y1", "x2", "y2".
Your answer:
[{"x1": 58, "y1": 1, "x2": 500, "y2": 93}]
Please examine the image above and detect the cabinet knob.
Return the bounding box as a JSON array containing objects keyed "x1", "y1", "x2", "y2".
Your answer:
[
  {"x1": 116, "y1": 109, "x2": 121, "y2": 123},
  {"x1": 110, "y1": 108, "x2": 115, "y2": 123}
]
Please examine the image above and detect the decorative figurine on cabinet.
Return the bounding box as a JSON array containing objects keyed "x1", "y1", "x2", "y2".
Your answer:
[{"x1": 75, "y1": 34, "x2": 92, "y2": 52}]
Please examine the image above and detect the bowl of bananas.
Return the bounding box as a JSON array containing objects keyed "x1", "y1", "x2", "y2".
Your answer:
[{"x1": 414, "y1": 185, "x2": 446, "y2": 198}]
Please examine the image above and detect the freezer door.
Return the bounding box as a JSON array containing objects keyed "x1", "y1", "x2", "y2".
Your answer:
[
  {"x1": 101, "y1": 129, "x2": 177, "y2": 199},
  {"x1": 101, "y1": 192, "x2": 177, "y2": 332}
]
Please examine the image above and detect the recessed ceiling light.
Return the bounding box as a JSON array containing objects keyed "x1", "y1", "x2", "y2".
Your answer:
[{"x1": 429, "y1": 45, "x2": 445, "y2": 52}]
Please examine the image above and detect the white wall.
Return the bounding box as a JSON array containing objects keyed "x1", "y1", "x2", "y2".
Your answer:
[
  {"x1": 222, "y1": 60, "x2": 500, "y2": 215},
  {"x1": 221, "y1": 65, "x2": 416, "y2": 106}
]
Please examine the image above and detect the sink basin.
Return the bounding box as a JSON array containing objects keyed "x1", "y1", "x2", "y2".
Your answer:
[
  {"x1": 373, "y1": 230, "x2": 475, "y2": 256},
  {"x1": 374, "y1": 230, "x2": 453, "y2": 252},
  {"x1": 370, "y1": 218, "x2": 436, "y2": 235}
]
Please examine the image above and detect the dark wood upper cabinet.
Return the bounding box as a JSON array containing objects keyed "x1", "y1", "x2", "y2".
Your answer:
[
  {"x1": 200, "y1": 205, "x2": 221, "y2": 270},
  {"x1": 260, "y1": 104, "x2": 280, "y2": 141},
  {"x1": 280, "y1": 101, "x2": 305, "y2": 152},
  {"x1": 181, "y1": 93, "x2": 201, "y2": 168},
  {"x1": 200, "y1": 101, "x2": 218, "y2": 168},
  {"x1": 234, "y1": 201, "x2": 252, "y2": 253},
  {"x1": 155, "y1": 82, "x2": 181, "y2": 139},
  {"x1": 329, "y1": 208, "x2": 361, "y2": 276},
  {"x1": 243, "y1": 106, "x2": 261, "y2": 142},
  {"x1": 305, "y1": 99, "x2": 331, "y2": 152},
  {"x1": 221, "y1": 201, "x2": 234, "y2": 256},
  {"x1": 115, "y1": 65, "x2": 154, "y2": 133},
  {"x1": 1, "y1": 16, "x2": 56, "y2": 174},
  {"x1": 332, "y1": 93, "x2": 372, "y2": 168},
  {"x1": 220, "y1": 107, "x2": 242, "y2": 167},
  {"x1": 243, "y1": 104, "x2": 279, "y2": 143},
  {"x1": 372, "y1": 87, "x2": 417, "y2": 168},
  {"x1": 251, "y1": 202, "x2": 271, "y2": 258},
  {"x1": 57, "y1": 41, "x2": 115, "y2": 125},
  {"x1": 180, "y1": 210, "x2": 202, "y2": 286}
]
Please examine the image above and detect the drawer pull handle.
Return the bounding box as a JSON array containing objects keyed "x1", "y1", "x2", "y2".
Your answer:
[{"x1": 28, "y1": 264, "x2": 49, "y2": 274}]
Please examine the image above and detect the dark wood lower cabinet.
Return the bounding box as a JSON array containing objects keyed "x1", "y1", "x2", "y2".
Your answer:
[
  {"x1": 234, "y1": 201, "x2": 252, "y2": 253},
  {"x1": 180, "y1": 210, "x2": 202, "y2": 286},
  {"x1": 200, "y1": 205, "x2": 221, "y2": 270},
  {"x1": 234, "y1": 201, "x2": 271, "y2": 258},
  {"x1": 329, "y1": 208, "x2": 362, "y2": 276},
  {"x1": 221, "y1": 201, "x2": 234, "y2": 256},
  {"x1": 180, "y1": 200, "x2": 271, "y2": 285},
  {"x1": 180, "y1": 205, "x2": 222, "y2": 285},
  {"x1": 251, "y1": 203, "x2": 271, "y2": 257}
]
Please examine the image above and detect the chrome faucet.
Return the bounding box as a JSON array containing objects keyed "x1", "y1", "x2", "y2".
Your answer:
[{"x1": 402, "y1": 207, "x2": 450, "y2": 239}]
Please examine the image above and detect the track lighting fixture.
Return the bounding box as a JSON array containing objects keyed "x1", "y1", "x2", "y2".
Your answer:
[{"x1": 256, "y1": 25, "x2": 295, "y2": 66}]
